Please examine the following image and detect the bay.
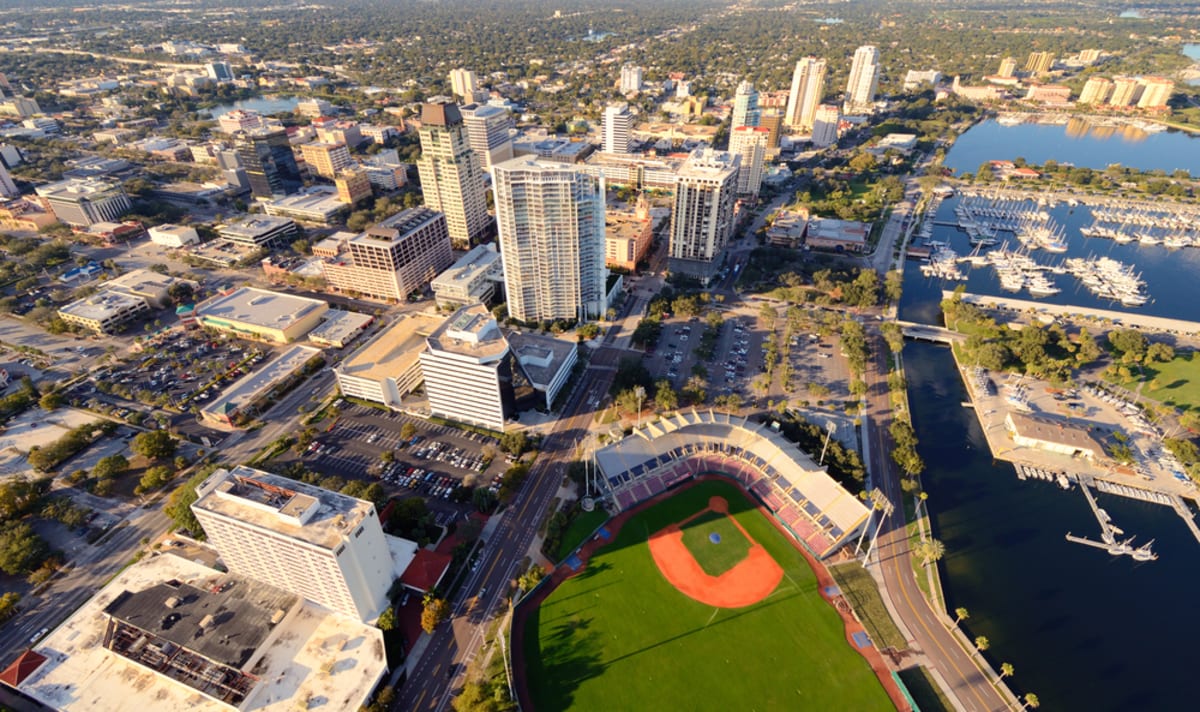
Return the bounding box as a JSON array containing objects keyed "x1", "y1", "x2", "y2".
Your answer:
[{"x1": 942, "y1": 118, "x2": 1198, "y2": 175}]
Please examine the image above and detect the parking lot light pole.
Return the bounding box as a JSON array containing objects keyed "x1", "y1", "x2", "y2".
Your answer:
[{"x1": 634, "y1": 386, "x2": 645, "y2": 430}]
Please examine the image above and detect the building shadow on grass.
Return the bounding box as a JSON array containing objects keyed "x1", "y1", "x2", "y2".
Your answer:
[{"x1": 526, "y1": 611, "x2": 605, "y2": 711}]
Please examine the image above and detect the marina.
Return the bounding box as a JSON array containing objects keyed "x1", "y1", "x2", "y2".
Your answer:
[{"x1": 1064, "y1": 481, "x2": 1158, "y2": 562}]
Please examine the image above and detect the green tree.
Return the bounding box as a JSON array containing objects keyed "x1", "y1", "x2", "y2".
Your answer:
[
  {"x1": 880, "y1": 322, "x2": 904, "y2": 354},
  {"x1": 914, "y1": 537, "x2": 945, "y2": 568},
  {"x1": 1022, "y1": 693, "x2": 1041, "y2": 709},
  {"x1": 377, "y1": 605, "x2": 397, "y2": 631},
  {"x1": 400, "y1": 422, "x2": 418, "y2": 441},
  {"x1": 0, "y1": 521, "x2": 49, "y2": 575},
  {"x1": 93, "y1": 453, "x2": 129, "y2": 480},
  {"x1": 954, "y1": 607, "x2": 970, "y2": 625},
  {"x1": 136, "y1": 465, "x2": 173, "y2": 494},
  {"x1": 165, "y1": 469, "x2": 212, "y2": 536},
  {"x1": 131, "y1": 430, "x2": 178, "y2": 461},
  {"x1": 975, "y1": 635, "x2": 990, "y2": 652},
  {"x1": 1107, "y1": 328, "x2": 1148, "y2": 362},
  {"x1": 0, "y1": 591, "x2": 20, "y2": 622},
  {"x1": 654, "y1": 380, "x2": 678, "y2": 411},
  {"x1": 38, "y1": 391, "x2": 63, "y2": 411},
  {"x1": 421, "y1": 594, "x2": 450, "y2": 633},
  {"x1": 1146, "y1": 342, "x2": 1175, "y2": 364},
  {"x1": 499, "y1": 430, "x2": 528, "y2": 456}
]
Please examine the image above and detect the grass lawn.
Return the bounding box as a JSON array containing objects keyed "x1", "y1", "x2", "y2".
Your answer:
[
  {"x1": 523, "y1": 480, "x2": 893, "y2": 712},
  {"x1": 555, "y1": 507, "x2": 610, "y2": 563},
  {"x1": 897, "y1": 666, "x2": 954, "y2": 712},
  {"x1": 829, "y1": 562, "x2": 908, "y2": 651},
  {"x1": 679, "y1": 509, "x2": 752, "y2": 576},
  {"x1": 1120, "y1": 350, "x2": 1200, "y2": 413}
]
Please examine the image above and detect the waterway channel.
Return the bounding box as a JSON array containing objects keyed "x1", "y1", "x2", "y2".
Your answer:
[{"x1": 900, "y1": 120, "x2": 1200, "y2": 710}]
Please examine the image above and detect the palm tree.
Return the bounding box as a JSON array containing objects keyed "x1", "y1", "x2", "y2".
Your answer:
[
  {"x1": 974, "y1": 635, "x2": 990, "y2": 652},
  {"x1": 915, "y1": 537, "x2": 946, "y2": 568},
  {"x1": 997, "y1": 662, "x2": 1014, "y2": 685},
  {"x1": 953, "y1": 607, "x2": 969, "y2": 625},
  {"x1": 1022, "y1": 693, "x2": 1040, "y2": 709}
]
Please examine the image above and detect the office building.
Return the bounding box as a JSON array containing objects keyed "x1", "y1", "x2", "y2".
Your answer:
[
  {"x1": 785, "y1": 57, "x2": 827, "y2": 131},
  {"x1": 604, "y1": 197, "x2": 656, "y2": 271},
  {"x1": 335, "y1": 312, "x2": 445, "y2": 408},
  {"x1": 493, "y1": 156, "x2": 607, "y2": 323},
  {"x1": 217, "y1": 109, "x2": 265, "y2": 135},
  {"x1": 728, "y1": 126, "x2": 769, "y2": 198},
  {"x1": 431, "y1": 242, "x2": 505, "y2": 309},
  {"x1": 0, "y1": 96, "x2": 40, "y2": 118},
  {"x1": 603, "y1": 103, "x2": 634, "y2": 154},
  {"x1": 335, "y1": 169, "x2": 372, "y2": 205},
  {"x1": 58, "y1": 291, "x2": 150, "y2": 334},
  {"x1": 1109, "y1": 76, "x2": 1144, "y2": 107},
  {"x1": 296, "y1": 98, "x2": 334, "y2": 118},
  {"x1": 0, "y1": 161, "x2": 18, "y2": 198},
  {"x1": 1137, "y1": 77, "x2": 1174, "y2": 109},
  {"x1": 1025, "y1": 51, "x2": 1055, "y2": 74},
  {"x1": 1079, "y1": 77, "x2": 1114, "y2": 105},
  {"x1": 731, "y1": 81, "x2": 760, "y2": 130},
  {"x1": 35, "y1": 177, "x2": 131, "y2": 227},
  {"x1": 219, "y1": 215, "x2": 299, "y2": 248},
  {"x1": 449, "y1": 68, "x2": 481, "y2": 101},
  {"x1": 903, "y1": 69, "x2": 942, "y2": 91},
  {"x1": 205, "y1": 61, "x2": 233, "y2": 82},
  {"x1": 235, "y1": 128, "x2": 302, "y2": 198},
  {"x1": 420, "y1": 305, "x2": 512, "y2": 430},
  {"x1": 668, "y1": 148, "x2": 739, "y2": 283},
  {"x1": 998, "y1": 57, "x2": 1018, "y2": 79},
  {"x1": 461, "y1": 104, "x2": 514, "y2": 170},
  {"x1": 192, "y1": 465, "x2": 400, "y2": 621},
  {"x1": 416, "y1": 102, "x2": 491, "y2": 248},
  {"x1": 195, "y1": 287, "x2": 328, "y2": 343},
  {"x1": 322, "y1": 207, "x2": 453, "y2": 302},
  {"x1": 811, "y1": 104, "x2": 841, "y2": 148},
  {"x1": 300, "y1": 141, "x2": 352, "y2": 179},
  {"x1": 759, "y1": 110, "x2": 784, "y2": 153},
  {"x1": 844, "y1": 46, "x2": 881, "y2": 114},
  {"x1": 620, "y1": 64, "x2": 643, "y2": 94}
]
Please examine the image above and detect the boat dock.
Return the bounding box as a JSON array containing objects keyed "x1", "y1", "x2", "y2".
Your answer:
[
  {"x1": 943, "y1": 290, "x2": 1200, "y2": 337},
  {"x1": 1067, "y1": 480, "x2": 1158, "y2": 561}
]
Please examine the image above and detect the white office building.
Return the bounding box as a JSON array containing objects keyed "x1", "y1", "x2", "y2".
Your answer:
[
  {"x1": 603, "y1": 103, "x2": 634, "y2": 154},
  {"x1": 844, "y1": 45, "x2": 881, "y2": 114},
  {"x1": 191, "y1": 466, "x2": 410, "y2": 622},
  {"x1": 431, "y1": 242, "x2": 505, "y2": 309},
  {"x1": 731, "y1": 81, "x2": 760, "y2": 131},
  {"x1": 492, "y1": 156, "x2": 607, "y2": 324},
  {"x1": 334, "y1": 312, "x2": 445, "y2": 409},
  {"x1": 728, "y1": 126, "x2": 769, "y2": 198},
  {"x1": 419, "y1": 305, "x2": 513, "y2": 431},
  {"x1": 449, "y1": 68, "x2": 481, "y2": 101},
  {"x1": 785, "y1": 57, "x2": 827, "y2": 131},
  {"x1": 35, "y1": 177, "x2": 131, "y2": 227},
  {"x1": 461, "y1": 104, "x2": 514, "y2": 170},
  {"x1": 811, "y1": 104, "x2": 841, "y2": 148},
  {"x1": 668, "y1": 148, "x2": 739, "y2": 284}
]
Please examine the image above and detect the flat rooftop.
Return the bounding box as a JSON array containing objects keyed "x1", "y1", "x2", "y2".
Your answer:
[
  {"x1": 17, "y1": 555, "x2": 386, "y2": 712},
  {"x1": 508, "y1": 331, "x2": 576, "y2": 389},
  {"x1": 265, "y1": 188, "x2": 344, "y2": 216},
  {"x1": 307, "y1": 309, "x2": 374, "y2": 346},
  {"x1": 193, "y1": 465, "x2": 376, "y2": 550},
  {"x1": 103, "y1": 268, "x2": 179, "y2": 294},
  {"x1": 59, "y1": 290, "x2": 145, "y2": 321},
  {"x1": 35, "y1": 176, "x2": 124, "y2": 198},
  {"x1": 426, "y1": 304, "x2": 509, "y2": 360},
  {"x1": 104, "y1": 578, "x2": 299, "y2": 670},
  {"x1": 202, "y1": 343, "x2": 323, "y2": 420},
  {"x1": 432, "y1": 244, "x2": 501, "y2": 289},
  {"x1": 807, "y1": 218, "x2": 868, "y2": 244},
  {"x1": 362, "y1": 206, "x2": 442, "y2": 242},
  {"x1": 1007, "y1": 412, "x2": 1106, "y2": 454},
  {"x1": 196, "y1": 287, "x2": 327, "y2": 331},
  {"x1": 606, "y1": 211, "x2": 650, "y2": 241},
  {"x1": 219, "y1": 215, "x2": 296, "y2": 239},
  {"x1": 339, "y1": 312, "x2": 445, "y2": 383}
]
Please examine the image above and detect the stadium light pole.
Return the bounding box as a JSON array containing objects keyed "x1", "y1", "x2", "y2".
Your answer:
[
  {"x1": 819, "y1": 420, "x2": 837, "y2": 466},
  {"x1": 634, "y1": 385, "x2": 646, "y2": 430}
]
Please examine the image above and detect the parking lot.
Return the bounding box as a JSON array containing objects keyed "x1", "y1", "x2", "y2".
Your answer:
[
  {"x1": 272, "y1": 402, "x2": 509, "y2": 504},
  {"x1": 645, "y1": 313, "x2": 765, "y2": 395}
]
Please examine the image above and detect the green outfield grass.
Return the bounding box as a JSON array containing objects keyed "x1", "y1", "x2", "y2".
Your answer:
[
  {"x1": 522, "y1": 479, "x2": 893, "y2": 712},
  {"x1": 679, "y1": 508, "x2": 752, "y2": 576}
]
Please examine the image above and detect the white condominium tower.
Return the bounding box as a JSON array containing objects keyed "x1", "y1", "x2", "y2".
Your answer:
[
  {"x1": 844, "y1": 45, "x2": 881, "y2": 114},
  {"x1": 668, "y1": 148, "x2": 739, "y2": 284},
  {"x1": 449, "y1": 68, "x2": 480, "y2": 101},
  {"x1": 731, "y1": 81, "x2": 760, "y2": 130},
  {"x1": 811, "y1": 104, "x2": 841, "y2": 148},
  {"x1": 603, "y1": 103, "x2": 634, "y2": 154},
  {"x1": 492, "y1": 156, "x2": 607, "y2": 324},
  {"x1": 417, "y1": 102, "x2": 491, "y2": 248},
  {"x1": 728, "y1": 126, "x2": 769, "y2": 198},
  {"x1": 620, "y1": 64, "x2": 643, "y2": 94},
  {"x1": 461, "y1": 104, "x2": 515, "y2": 170},
  {"x1": 784, "y1": 57, "x2": 827, "y2": 131},
  {"x1": 191, "y1": 465, "x2": 396, "y2": 622}
]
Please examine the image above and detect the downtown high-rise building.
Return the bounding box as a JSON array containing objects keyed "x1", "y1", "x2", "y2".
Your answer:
[
  {"x1": 449, "y1": 68, "x2": 481, "y2": 101},
  {"x1": 728, "y1": 126, "x2": 769, "y2": 199},
  {"x1": 417, "y1": 102, "x2": 491, "y2": 248},
  {"x1": 603, "y1": 103, "x2": 634, "y2": 154},
  {"x1": 492, "y1": 156, "x2": 607, "y2": 323},
  {"x1": 811, "y1": 104, "x2": 841, "y2": 148},
  {"x1": 620, "y1": 64, "x2": 643, "y2": 94},
  {"x1": 843, "y1": 46, "x2": 881, "y2": 114},
  {"x1": 322, "y1": 207, "x2": 453, "y2": 302},
  {"x1": 731, "y1": 81, "x2": 761, "y2": 131},
  {"x1": 784, "y1": 57, "x2": 827, "y2": 131},
  {"x1": 461, "y1": 104, "x2": 515, "y2": 170},
  {"x1": 235, "y1": 128, "x2": 303, "y2": 199},
  {"x1": 668, "y1": 148, "x2": 739, "y2": 284}
]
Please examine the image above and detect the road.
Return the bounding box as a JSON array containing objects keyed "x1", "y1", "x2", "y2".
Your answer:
[
  {"x1": 395, "y1": 343, "x2": 626, "y2": 712},
  {"x1": 862, "y1": 331, "x2": 1009, "y2": 712}
]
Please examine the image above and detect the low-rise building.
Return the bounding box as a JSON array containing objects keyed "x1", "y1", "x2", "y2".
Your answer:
[
  {"x1": 805, "y1": 217, "x2": 868, "y2": 253},
  {"x1": 262, "y1": 187, "x2": 348, "y2": 225},
  {"x1": 0, "y1": 198, "x2": 58, "y2": 231},
  {"x1": 218, "y1": 215, "x2": 299, "y2": 248},
  {"x1": 195, "y1": 287, "x2": 329, "y2": 343},
  {"x1": 57, "y1": 291, "x2": 150, "y2": 334},
  {"x1": 34, "y1": 177, "x2": 131, "y2": 227},
  {"x1": 101, "y1": 268, "x2": 184, "y2": 308},
  {"x1": 148, "y1": 223, "x2": 200, "y2": 247},
  {"x1": 1005, "y1": 412, "x2": 1106, "y2": 461},
  {"x1": 766, "y1": 208, "x2": 809, "y2": 248},
  {"x1": 430, "y1": 243, "x2": 504, "y2": 309},
  {"x1": 334, "y1": 312, "x2": 445, "y2": 408},
  {"x1": 200, "y1": 344, "x2": 324, "y2": 426},
  {"x1": 604, "y1": 209, "x2": 655, "y2": 272},
  {"x1": 508, "y1": 331, "x2": 578, "y2": 411},
  {"x1": 306, "y1": 309, "x2": 374, "y2": 348}
]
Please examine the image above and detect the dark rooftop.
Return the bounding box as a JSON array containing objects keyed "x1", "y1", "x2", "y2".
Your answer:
[
  {"x1": 103, "y1": 577, "x2": 299, "y2": 670},
  {"x1": 421, "y1": 102, "x2": 463, "y2": 127}
]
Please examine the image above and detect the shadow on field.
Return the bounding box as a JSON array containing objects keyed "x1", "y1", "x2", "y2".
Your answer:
[{"x1": 529, "y1": 611, "x2": 605, "y2": 711}]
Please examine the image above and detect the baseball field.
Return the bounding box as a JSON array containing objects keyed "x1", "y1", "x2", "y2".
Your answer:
[{"x1": 520, "y1": 478, "x2": 896, "y2": 711}]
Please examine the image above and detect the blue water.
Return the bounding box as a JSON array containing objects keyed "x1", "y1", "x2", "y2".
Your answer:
[
  {"x1": 1184, "y1": 44, "x2": 1200, "y2": 62},
  {"x1": 201, "y1": 96, "x2": 300, "y2": 118},
  {"x1": 943, "y1": 119, "x2": 1199, "y2": 175},
  {"x1": 901, "y1": 121, "x2": 1200, "y2": 711}
]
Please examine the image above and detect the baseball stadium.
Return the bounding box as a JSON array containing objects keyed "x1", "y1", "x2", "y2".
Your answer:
[{"x1": 514, "y1": 410, "x2": 907, "y2": 711}]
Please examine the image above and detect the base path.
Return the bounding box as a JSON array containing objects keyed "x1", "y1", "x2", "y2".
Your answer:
[{"x1": 512, "y1": 476, "x2": 911, "y2": 712}]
